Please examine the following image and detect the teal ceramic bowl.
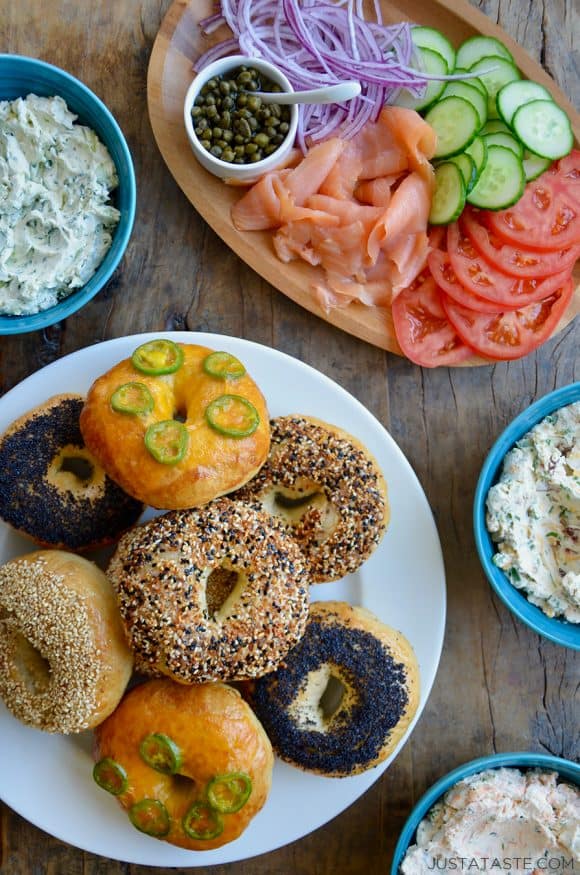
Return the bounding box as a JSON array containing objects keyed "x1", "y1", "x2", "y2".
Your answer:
[
  {"x1": 474, "y1": 383, "x2": 580, "y2": 650},
  {"x1": 391, "y1": 752, "x2": 580, "y2": 872},
  {"x1": 0, "y1": 54, "x2": 136, "y2": 334}
]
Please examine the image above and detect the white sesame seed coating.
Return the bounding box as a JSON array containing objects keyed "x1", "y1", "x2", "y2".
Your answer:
[
  {"x1": 0, "y1": 551, "x2": 133, "y2": 733},
  {"x1": 107, "y1": 498, "x2": 310, "y2": 683}
]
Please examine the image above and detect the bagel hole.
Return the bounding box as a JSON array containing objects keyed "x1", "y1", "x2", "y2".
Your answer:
[
  {"x1": 172, "y1": 408, "x2": 187, "y2": 423},
  {"x1": 319, "y1": 674, "x2": 346, "y2": 720},
  {"x1": 12, "y1": 633, "x2": 51, "y2": 694},
  {"x1": 261, "y1": 480, "x2": 339, "y2": 543},
  {"x1": 204, "y1": 565, "x2": 248, "y2": 622},
  {"x1": 59, "y1": 455, "x2": 94, "y2": 483}
]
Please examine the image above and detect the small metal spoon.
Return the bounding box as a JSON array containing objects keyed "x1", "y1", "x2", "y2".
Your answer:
[{"x1": 253, "y1": 81, "x2": 361, "y2": 105}]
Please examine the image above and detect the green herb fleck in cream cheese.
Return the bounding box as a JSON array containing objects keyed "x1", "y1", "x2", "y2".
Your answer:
[
  {"x1": 486, "y1": 401, "x2": 580, "y2": 623},
  {"x1": 0, "y1": 94, "x2": 120, "y2": 315}
]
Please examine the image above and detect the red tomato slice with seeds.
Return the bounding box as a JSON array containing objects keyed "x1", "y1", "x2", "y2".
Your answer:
[
  {"x1": 555, "y1": 149, "x2": 580, "y2": 207},
  {"x1": 461, "y1": 207, "x2": 580, "y2": 278},
  {"x1": 427, "y1": 249, "x2": 519, "y2": 313},
  {"x1": 392, "y1": 276, "x2": 474, "y2": 367},
  {"x1": 485, "y1": 167, "x2": 580, "y2": 251},
  {"x1": 441, "y1": 279, "x2": 574, "y2": 361},
  {"x1": 447, "y1": 223, "x2": 571, "y2": 307}
]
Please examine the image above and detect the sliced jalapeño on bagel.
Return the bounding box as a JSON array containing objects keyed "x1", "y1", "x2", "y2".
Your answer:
[{"x1": 131, "y1": 339, "x2": 184, "y2": 375}]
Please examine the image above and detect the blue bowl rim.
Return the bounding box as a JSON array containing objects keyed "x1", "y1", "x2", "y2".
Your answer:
[
  {"x1": 0, "y1": 53, "x2": 136, "y2": 335},
  {"x1": 391, "y1": 751, "x2": 580, "y2": 872},
  {"x1": 473, "y1": 382, "x2": 580, "y2": 651}
]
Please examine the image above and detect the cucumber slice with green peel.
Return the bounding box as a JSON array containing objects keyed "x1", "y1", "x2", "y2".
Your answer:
[
  {"x1": 429, "y1": 162, "x2": 467, "y2": 225},
  {"x1": 481, "y1": 119, "x2": 511, "y2": 136},
  {"x1": 468, "y1": 56, "x2": 521, "y2": 119},
  {"x1": 412, "y1": 26, "x2": 456, "y2": 72},
  {"x1": 456, "y1": 35, "x2": 515, "y2": 70},
  {"x1": 496, "y1": 79, "x2": 552, "y2": 126},
  {"x1": 512, "y1": 99, "x2": 573, "y2": 160},
  {"x1": 465, "y1": 135, "x2": 488, "y2": 175},
  {"x1": 443, "y1": 152, "x2": 478, "y2": 193},
  {"x1": 483, "y1": 131, "x2": 524, "y2": 159},
  {"x1": 425, "y1": 96, "x2": 481, "y2": 158},
  {"x1": 397, "y1": 46, "x2": 448, "y2": 112},
  {"x1": 522, "y1": 150, "x2": 552, "y2": 181},
  {"x1": 441, "y1": 80, "x2": 488, "y2": 129},
  {"x1": 452, "y1": 69, "x2": 487, "y2": 95},
  {"x1": 466, "y1": 144, "x2": 525, "y2": 210}
]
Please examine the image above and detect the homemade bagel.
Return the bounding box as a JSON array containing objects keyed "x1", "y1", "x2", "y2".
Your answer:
[
  {"x1": 247, "y1": 600, "x2": 419, "y2": 777},
  {"x1": 0, "y1": 550, "x2": 133, "y2": 733},
  {"x1": 233, "y1": 415, "x2": 389, "y2": 582},
  {"x1": 80, "y1": 340, "x2": 270, "y2": 509},
  {"x1": 107, "y1": 498, "x2": 310, "y2": 683},
  {"x1": 0, "y1": 394, "x2": 144, "y2": 550},
  {"x1": 93, "y1": 679, "x2": 274, "y2": 851}
]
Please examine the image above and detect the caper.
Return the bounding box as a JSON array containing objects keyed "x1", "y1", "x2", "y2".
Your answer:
[
  {"x1": 273, "y1": 134, "x2": 284, "y2": 145},
  {"x1": 265, "y1": 144, "x2": 279, "y2": 155},
  {"x1": 195, "y1": 117, "x2": 208, "y2": 132},
  {"x1": 206, "y1": 105, "x2": 218, "y2": 120},
  {"x1": 269, "y1": 104, "x2": 281, "y2": 118},
  {"x1": 233, "y1": 157, "x2": 245, "y2": 164},
  {"x1": 238, "y1": 118, "x2": 252, "y2": 138},
  {"x1": 204, "y1": 94, "x2": 216, "y2": 106},
  {"x1": 266, "y1": 126, "x2": 278, "y2": 139},
  {"x1": 222, "y1": 96, "x2": 235, "y2": 110},
  {"x1": 254, "y1": 132, "x2": 269, "y2": 148},
  {"x1": 237, "y1": 93, "x2": 248, "y2": 107},
  {"x1": 212, "y1": 127, "x2": 223, "y2": 139},
  {"x1": 234, "y1": 133, "x2": 244, "y2": 145},
  {"x1": 220, "y1": 111, "x2": 231, "y2": 128},
  {"x1": 245, "y1": 142, "x2": 258, "y2": 155},
  {"x1": 248, "y1": 116, "x2": 258, "y2": 131},
  {"x1": 279, "y1": 122, "x2": 290, "y2": 134},
  {"x1": 222, "y1": 129, "x2": 233, "y2": 143},
  {"x1": 219, "y1": 80, "x2": 231, "y2": 95},
  {"x1": 246, "y1": 96, "x2": 261, "y2": 112},
  {"x1": 191, "y1": 105, "x2": 202, "y2": 118},
  {"x1": 237, "y1": 71, "x2": 252, "y2": 85},
  {"x1": 222, "y1": 148, "x2": 235, "y2": 162},
  {"x1": 209, "y1": 145, "x2": 222, "y2": 158},
  {"x1": 200, "y1": 128, "x2": 212, "y2": 141},
  {"x1": 234, "y1": 144, "x2": 245, "y2": 156},
  {"x1": 201, "y1": 140, "x2": 212, "y2": 151}
]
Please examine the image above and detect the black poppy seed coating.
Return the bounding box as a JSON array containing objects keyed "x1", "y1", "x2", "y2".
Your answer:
[
  {"x1": 232, "y1": 416, "x2": 388, "y2": 582},
  {"x1": 0, "y1": 396, "x2": 143, "y2": 549},
  {"x1": 251, "y1": 619, "x2": 408, "y2": 776}
]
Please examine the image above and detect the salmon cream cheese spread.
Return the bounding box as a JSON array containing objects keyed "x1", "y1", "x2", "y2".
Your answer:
[
  {"x1": 0, "y1": 94, "x2": 120, "y2": 315},
  {"x1": 401, "y1": 768, "x2": 580, "y2": 872},
  {"x1": 485, "y1": 401, "x2": 580, "y2": 623}
]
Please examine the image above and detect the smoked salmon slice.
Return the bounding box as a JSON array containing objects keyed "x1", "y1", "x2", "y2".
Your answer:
[{"x1": 231, "y1": 106, "x2": 436, "y2": 311}]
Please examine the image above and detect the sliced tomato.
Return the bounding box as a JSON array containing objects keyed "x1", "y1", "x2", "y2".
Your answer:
[
  {"x1": 392, "y1": 276, "x2": 474, "y2": 367},
  {"x1": 441, "y1": 279, "x2": 574, "y2": 361},
  {"x1": 447, "y1": 223, "x2": 571, "y2": 307},
  {"x1": 555, "y1": 149, "x2": 580, "y2": 207},
  {"x1": 461, "y1": 207, "x2": 580, "y2": 278},
  {"x1": 427, "y1": 249, "x2": 519, "y2": 313},
  {"x1": 485, "y1": 167, "x2": 580, "y2": 251}
]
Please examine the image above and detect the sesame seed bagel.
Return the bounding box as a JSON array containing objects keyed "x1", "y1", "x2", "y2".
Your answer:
[
  {"x1": 246, "y1": 600, "x2": 420, "y2": 777},
  {"x1": 80, "y1": 342, "x2": 271, "y2": 510},
  {"x1": 0, "y1": 394, "x2": 144, "y2": 551},
  {"x1": 107, "y1": 498, "x2": 310, "y2": 683},
  {"x1": 0, "y1": 550, "x2": 133, "y2": 733},
  {"x1": 232, "y1": 415, "x2": 389, "y2": 583},
  {"x1": 94, "y1": 679, "x2": 273, "y2": 851}
]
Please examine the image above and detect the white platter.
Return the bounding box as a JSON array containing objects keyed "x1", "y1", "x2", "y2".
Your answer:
[{"x1": 0, "y1": 331, "x2": 446, "y2": 867}]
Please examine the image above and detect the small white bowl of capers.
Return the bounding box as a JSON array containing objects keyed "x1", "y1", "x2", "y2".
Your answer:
[{"x1": 184, "y1": 54, "x2": 299, "y2": 182}]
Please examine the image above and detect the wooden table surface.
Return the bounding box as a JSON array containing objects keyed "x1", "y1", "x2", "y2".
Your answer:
[{"x1": 0, "y1": 1, "x2": 578, "y2": 873}]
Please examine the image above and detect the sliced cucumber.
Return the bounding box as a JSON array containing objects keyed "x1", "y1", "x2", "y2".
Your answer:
[
  {"x1": 496, "y1": 79, "x2": 552, "y2": 126},
  {"x1": 466, "y1": 144, "x2": 525, "y2": 210},
  {"x1": 468, "y1": 56, "x2": 521, "y2": 119},
  {"x1": 512, "y1": 99, "x2": 573, "y2": 160},
  {"x1": 441, "y1": 80, "x2": 488, "y2": 129},
  {"x1": 483, "y1": 130, "x2": 524, "y2": 159},
  {"x1": 430, "y1": 162, "x2": 467, "y2": 224},
  {"x1": 398, "y1": 46, "x2": 449, "y2": 112},
  {"x1": 412, "y1": 26, "x2": 456, "y2": 72},
  {"x1": 425, "y1": 96, "x2": 481, "y2": 158},
  {"x1": 452, "y1": 69, "x2": 487, "y2": 95},
  {"x1": 481, "y1": 119, "x2": 512, "y2": 136},
  {"x1": 465, "y1": 135, "x2": 488, "y2": 175},
  {"x1": 523, "y1": 150, "x2": 552, "y2": 181},
  {"x1": 444, "y1": 152, "x2": 478, "y2": 193},
  {"x1": 456, "y1": 35, "x2": 514, "y2": 70}
]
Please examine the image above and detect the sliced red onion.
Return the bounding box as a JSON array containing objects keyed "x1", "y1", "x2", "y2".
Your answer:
[{"x1": 194, "y1": 0, "x2": 439, "y2": 149}]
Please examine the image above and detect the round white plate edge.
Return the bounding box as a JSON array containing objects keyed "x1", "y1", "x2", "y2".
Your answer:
[{"x1": 0, "y1": 331, "x2": 446, "y2": 867}]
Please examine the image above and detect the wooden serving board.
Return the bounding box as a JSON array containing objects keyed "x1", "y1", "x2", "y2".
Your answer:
[{"x1": 147, "y1": 0, "x2": 580, "y2": 362}]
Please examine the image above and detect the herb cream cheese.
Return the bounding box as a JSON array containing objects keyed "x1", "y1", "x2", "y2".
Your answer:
[
  {"x1": 486, "y1": 401, "x2": 580, "y2": 623},
  {"x1": 0, "y1": 94, "x2": 120, "y2": 315}
]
